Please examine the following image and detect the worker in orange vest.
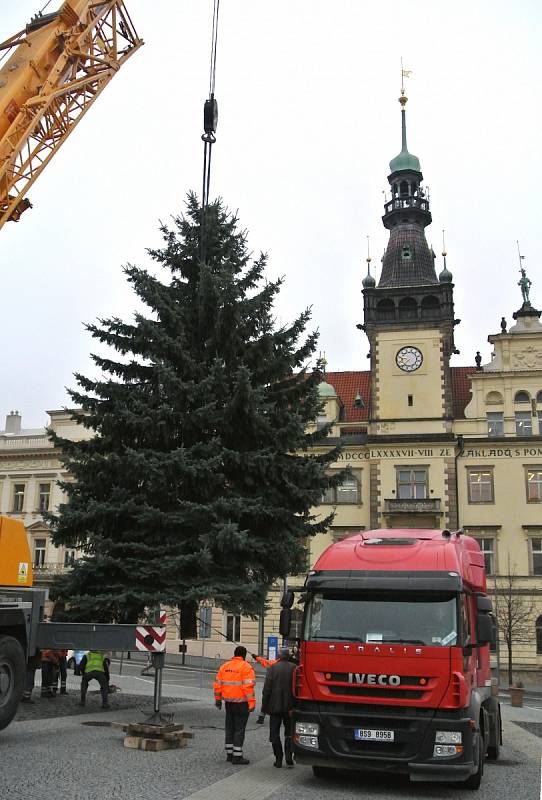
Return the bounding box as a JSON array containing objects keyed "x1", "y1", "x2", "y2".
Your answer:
[
  {"x1": 252, "y1": 652, "x2": 278, "y2": 669},
  {"x1": 214, "y1": 645, "x2": 256, "y2": 765},
  {"x1": 40, "y1": 650, "x2": 61, "y2": 698}
]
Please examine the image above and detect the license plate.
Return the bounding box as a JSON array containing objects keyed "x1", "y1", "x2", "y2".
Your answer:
[{"x1": 355, "y1": 728, "x2": 395, "y2": 741}]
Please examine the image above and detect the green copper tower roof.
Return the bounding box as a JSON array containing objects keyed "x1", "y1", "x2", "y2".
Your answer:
[{"x1": 389, "y1": 93, "x2": 421, "y2": 174}]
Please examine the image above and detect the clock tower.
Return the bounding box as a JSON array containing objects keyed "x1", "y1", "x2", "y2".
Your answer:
[{"x1": 362, "y1": 88, "x2": 457, "y2": 435}]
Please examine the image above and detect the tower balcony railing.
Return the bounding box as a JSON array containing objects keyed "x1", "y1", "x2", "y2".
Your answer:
[{"x1": 384, "y1": 196, "x2": 429, "y2": 215}]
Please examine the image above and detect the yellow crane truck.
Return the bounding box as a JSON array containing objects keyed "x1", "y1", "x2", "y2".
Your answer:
[{"x1": 0, "y1": 517, "x2": 165, "y2": 731}]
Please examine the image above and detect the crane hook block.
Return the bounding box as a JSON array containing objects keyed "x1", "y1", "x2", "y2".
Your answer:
[{"x1": 204, "y1": 97, "x2": 218, "y2": 136}]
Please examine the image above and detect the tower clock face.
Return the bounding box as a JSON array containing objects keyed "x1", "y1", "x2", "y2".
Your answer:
[{"x1": 396, "y1": 346, "x2": 423, "y2": 372}]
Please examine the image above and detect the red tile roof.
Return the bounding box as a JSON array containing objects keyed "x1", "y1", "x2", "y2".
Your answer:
[
  {"x1": 451, "y1": 366, "x2": 476, "y2": 418},
  {"x1": 325, "y1": 366, "x2": 476, "y2": 423},
  {"x1": 325, "y1": 371, "x2": 371, "y2": 423}
]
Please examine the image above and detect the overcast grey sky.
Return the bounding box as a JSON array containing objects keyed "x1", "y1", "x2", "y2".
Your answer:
[{"x1": 1, "y1": 0, "x2": 541, "y2": 428}]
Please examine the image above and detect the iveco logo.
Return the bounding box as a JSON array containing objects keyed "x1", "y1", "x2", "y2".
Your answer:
[{"x1": 348, "y1": 673, "x2": 401, "y2": 686}]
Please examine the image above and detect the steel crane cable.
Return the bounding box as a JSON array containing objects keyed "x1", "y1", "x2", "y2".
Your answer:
[{"x1": 200, "y1": 0, "x2": 220, "y2": 264}]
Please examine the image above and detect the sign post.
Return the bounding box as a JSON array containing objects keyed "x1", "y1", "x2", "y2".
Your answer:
[
  {"x1": 136, "y1": 608, "x2": 169, "y2": 725},
  {"x1": 267, "y1": 635, "x2": 278, "y2": 661}
]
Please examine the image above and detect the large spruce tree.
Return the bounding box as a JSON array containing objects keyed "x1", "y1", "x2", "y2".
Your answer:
[{"x1": 49, "y1": 195, "x2": 339, "y2": 623}]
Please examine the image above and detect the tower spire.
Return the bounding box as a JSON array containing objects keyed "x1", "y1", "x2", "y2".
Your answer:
[{"x1": 362, "y1": 235, "x2": 376, "y2": 288}]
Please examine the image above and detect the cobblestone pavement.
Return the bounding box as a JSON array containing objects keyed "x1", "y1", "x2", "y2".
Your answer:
[
  {"x1": 15, "y1": 691, "x2": 187, "y2": 722},
  {"x1": 3, "y1": 671, "x2": 541, "y2": 800}
]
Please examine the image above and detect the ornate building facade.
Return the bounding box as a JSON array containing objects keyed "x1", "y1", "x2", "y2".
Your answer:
[{"x1": 0, "y1": 409, "x2": 91, "y2": 616}]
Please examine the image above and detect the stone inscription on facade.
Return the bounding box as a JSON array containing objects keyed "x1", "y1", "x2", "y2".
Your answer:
[
  {"x1": 462, "y1": 447, "x2": 542, "y2": 459},
  {"x1": 337, "y1": 447, "x2": 453, "y2": 461},
  {"x1": 336, "y1": 446, "x2": 542, "y2": 462}
]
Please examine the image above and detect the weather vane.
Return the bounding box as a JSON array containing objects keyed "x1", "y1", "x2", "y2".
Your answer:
[{"x1": 400, "y1": 57, "x2": 412, "y2": 96}]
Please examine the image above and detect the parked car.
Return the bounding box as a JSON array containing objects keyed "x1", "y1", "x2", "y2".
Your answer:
[{"x1": 67, "y1": 650, "x2": 87, "y2": 675}]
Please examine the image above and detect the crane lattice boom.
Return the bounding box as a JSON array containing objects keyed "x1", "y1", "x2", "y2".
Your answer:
[{"x1": 0, "y1": 1, "x2": 142, "y2": 231}]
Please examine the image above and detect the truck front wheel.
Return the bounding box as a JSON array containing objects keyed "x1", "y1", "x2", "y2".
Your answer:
[
  {"x1": 463, "y1": 734, "x2": 484, "y2": 790},
  {"x1": 0, "y1": 635, "x2": 25, "y2": 731},
  {"x1": 312, "y1": 765, "x2": 336, "y2": 779}
]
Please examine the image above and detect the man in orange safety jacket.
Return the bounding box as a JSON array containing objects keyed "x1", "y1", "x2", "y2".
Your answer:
[
  {"x1": 252, "y1": 653, "x2": 278, "y2": 669},
  {"x1": 214, "y1": 645, "x2": 256, "y2": 765}
]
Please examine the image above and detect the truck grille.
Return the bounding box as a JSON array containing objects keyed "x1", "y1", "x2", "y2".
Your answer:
[{"x1": 328, "y1": 685, "x2": 423, "y2": 699}]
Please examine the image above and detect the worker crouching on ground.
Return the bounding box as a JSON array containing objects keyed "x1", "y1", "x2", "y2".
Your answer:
[
  {"x1": 261, "y1": 646, "x2": 296, "y2": 768},
  {"x1": 213, "y1": 645, "x2": 256, "y2": 765},
  {"x1": 40, "y1": 649, "x2": 60, "y2": 698},
  {"x1": 79, "y1": 650, "x2": 110, "y2": 709}
]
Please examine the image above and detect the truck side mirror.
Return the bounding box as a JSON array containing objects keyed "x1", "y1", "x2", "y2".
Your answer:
[
  {"x1": 476, "y1": 613, "x2": 494, "y2": 646},
  {"x1": 476, "y1": 595, "x2": 493, "y2": 613},
  {"x1": 279, "y1": 608, "x2": 292, "y2": 637},
  {"x1": 281, "y1": 589, "x2": 295, "y2": 609}
]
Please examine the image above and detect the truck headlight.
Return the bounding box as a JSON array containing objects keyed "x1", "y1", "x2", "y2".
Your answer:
[
  {"x1": 435, "y1": 731, "x2": 462, "y2": 744},
  {"x1": 433, "y1": 745, "x2": 463, "y2": 757},
  {"x1": 295, "y1": 722, "x2": 320, "y2": 735},
  {"x1": 298, "y1": 735, "x2": 319, "y2": 749}
]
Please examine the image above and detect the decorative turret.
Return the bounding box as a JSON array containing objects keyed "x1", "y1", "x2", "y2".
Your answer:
[
  {"x1": 439, "y1": 232, "x2": 453, "y2": 283},
  {"x1": 361, "y1": 77, "x2": 458, "y2": 425},
  {"x1": 378, "y1": 88, "x2": 436, "y2": 288},
  {"x1": 362, "y1": 236, "x2": 376, "y2": 288}
]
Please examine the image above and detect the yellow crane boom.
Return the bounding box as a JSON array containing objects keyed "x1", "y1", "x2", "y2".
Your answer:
[{"x1": 0, "y1": 1, "x2": 142, "y2": 231}]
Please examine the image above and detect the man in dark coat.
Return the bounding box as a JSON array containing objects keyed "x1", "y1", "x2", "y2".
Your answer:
[{"x1": 261, "y1": 646, "x2": 296, "y2": 768}]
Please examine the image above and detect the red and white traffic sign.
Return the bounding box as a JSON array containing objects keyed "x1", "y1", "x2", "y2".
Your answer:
[{"x1": 135, "y1": 623, "x2": 166, "y2": 652}]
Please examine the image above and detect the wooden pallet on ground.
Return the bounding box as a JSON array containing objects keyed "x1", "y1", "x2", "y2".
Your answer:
[{"x1": 111, "y1": 721, "x2": 194, "y2": 751}]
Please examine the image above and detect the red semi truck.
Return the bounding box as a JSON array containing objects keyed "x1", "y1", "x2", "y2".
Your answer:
[{"x1": 281, "y1": 528, "x2": 500, "y2": 790}]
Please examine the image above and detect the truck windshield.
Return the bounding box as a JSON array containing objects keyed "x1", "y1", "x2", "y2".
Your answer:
[{"x1": 304, "y1": 592, "x2": 458, "y2": 647}]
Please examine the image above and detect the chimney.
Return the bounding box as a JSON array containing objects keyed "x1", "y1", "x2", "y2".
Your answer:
[{"x1": 5, "y1": 410, "x2": 22, "y2": 435}]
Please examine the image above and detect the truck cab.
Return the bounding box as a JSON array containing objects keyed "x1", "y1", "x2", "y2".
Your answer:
[{"x1": 285, "y1": 529, "x2": 500, "y2": 789}]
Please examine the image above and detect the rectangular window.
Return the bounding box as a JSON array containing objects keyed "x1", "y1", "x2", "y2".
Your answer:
[
  {"x1": 12, "y1": 484, "x2": 25, "y2": 513},
  {"x1": 487, "y1": 412, "x2": 504, "y2": 436},
  {"x1": 320, "y1": 485, "x2": 335, "y2": 504},
  {"x1": 526, "y1": 469, "x2": 542, "y2": 502},
  {"x1": 321, "y1": 473, "x2": 360, "y2": 504},
  {"x1": 199, "y1": 606, "x2": 212, "y2": 639},
  {"x1": 516, "y1": 411, "x2": 533, "y2": 436},
  {"x1": 64, "y1": 549, "x2": 76, "y2": 567},
  {"x1": 467, "y1": 469, "x2": 494, "y2": 503},
  {"x1": 34, "y1": 538, "x2": 46, "y2": 568},
  {"x1": 225, "y1": 613, "x2": 241, "y2": 642},
  {"x1": 530, "y1": 538, "x2": 542, "y2": 576},
  {"x1": 397, "y1": 468, "x2": 427, "y2": 499},
  {"x1": 476, "y1": 537, "x2": 495, "y2": 575},
  {"x1": 38, "y1": 483, "x2": 51, "y2": 512},
  {"x1": 336, "y1": 475, "x2": 359, "y2": 504},
  {"x1": 538, "y1": 411, "x2": 542, "y2": 435},
  {"x1": 316, "y1": 415, "x2": 328, "y2": 431}
]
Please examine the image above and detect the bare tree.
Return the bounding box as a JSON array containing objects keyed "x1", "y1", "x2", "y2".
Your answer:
[{"x1": 494, "y1": 559, "x2": 535, "y2": 686}]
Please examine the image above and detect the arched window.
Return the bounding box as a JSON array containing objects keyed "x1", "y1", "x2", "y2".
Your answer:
[
  {"x1": 421, "y1": 295, "x2": 440, "y2": 319},
  {"x1": 376, "y1": 299, "x2": 395, "y2": 321},
  {"x1": 398, "y1": 297, "x2": 418, "y2": 320},
  {"x1": 537, "y1": 390, "x2": 542, "y2": 404},
  {"x1": 486, "y1": 391, "x2": 504, "y2": 405},
  {"x1": 400, "y1": 180, "x2": 409, "y2": 196},
  {"x1": 515, "y1": 391, "x2": 530, "y2": 403},
  {"x1": 537, "y1": 615, "x2": 542, "y2": 654}
]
